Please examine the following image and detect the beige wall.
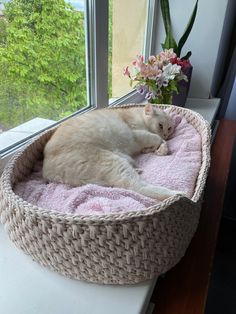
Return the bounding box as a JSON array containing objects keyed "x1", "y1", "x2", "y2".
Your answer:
[{"x1": 111, "y1": 0, "x2": 148, "y2": 98}]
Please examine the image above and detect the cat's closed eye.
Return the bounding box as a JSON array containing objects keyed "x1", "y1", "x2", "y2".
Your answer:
[{"x1": 168, "y1": 127, "x2": 172, "y2": 131}]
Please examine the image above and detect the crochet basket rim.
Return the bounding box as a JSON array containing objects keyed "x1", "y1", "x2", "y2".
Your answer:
[{"x1": 0, "y1": 104, "x2": 211, "y2": 223}]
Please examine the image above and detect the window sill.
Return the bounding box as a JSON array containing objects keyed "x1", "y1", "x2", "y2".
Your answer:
[
  {"x1": 0, "y1": 117, "x2": 55, "y2": 173},
  {"x1": 0, "y1": 118, "x2": 55, "y2": 152}
]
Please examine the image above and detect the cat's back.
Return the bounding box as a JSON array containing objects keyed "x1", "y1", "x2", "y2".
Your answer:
[
  {"x1": 61, "y1": 108, "x2": 130, "y2": 137},
  {"x1": 44, "y1": 108, "x2": 133, "y2": 155}
]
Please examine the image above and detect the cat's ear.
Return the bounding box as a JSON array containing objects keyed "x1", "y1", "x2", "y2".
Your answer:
[
  {"x1": 174, "y1": 115, "x2": 182, "y2": 126},
  {"x1": 144, "y1": 104, "x2": 154, "y2": 116},
  {"x1": 169, "y1": 113, "x2": 182, "y2": 126},
  {"x1": 164, "y1": 109, "x2": 182, "y2": 126}
]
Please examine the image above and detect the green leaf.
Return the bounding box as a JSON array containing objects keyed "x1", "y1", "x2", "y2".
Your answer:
[
  {"x1": 162, "y1": 31, "x2": 178, "y2": 52},
  {"x1": 160, "y1": 0, "x2": 171, "y2": 34},
  {"x1": 181, "y1": 51, "x2": 192, "y2": 60},
  {"x1": 160, "y1": 0, "x2": 178, "y2": 52},
  {"x1": 177, "y1": 0, "x2": 198, "y2": 57}
]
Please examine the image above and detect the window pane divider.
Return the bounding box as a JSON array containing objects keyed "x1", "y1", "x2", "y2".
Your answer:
[
  {"x1": 85, "y1": 0, "x2": 109, "y2": 108},
  {"x1": 144, "y1": 0, "x2": 159, "y2": 59}
]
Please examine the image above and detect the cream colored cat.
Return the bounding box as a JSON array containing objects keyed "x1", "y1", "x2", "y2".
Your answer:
[{"x1": 43, "y1": 104, "x2": 180, "y2": 200}]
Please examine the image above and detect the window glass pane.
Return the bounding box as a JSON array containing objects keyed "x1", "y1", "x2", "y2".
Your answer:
[
  {"x1": 0, "y1": 0, "x2": 87, "y2": 132},
  {"x1": 108, "y1": 0, "x2": 148, "y2": 101}
]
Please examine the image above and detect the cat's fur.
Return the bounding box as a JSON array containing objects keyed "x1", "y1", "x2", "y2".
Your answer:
[{"x1": 43, "y1": 104, "x2": 181, "y2": 200}]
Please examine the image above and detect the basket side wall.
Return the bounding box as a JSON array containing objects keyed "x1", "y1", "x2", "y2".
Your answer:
[{"x1": 0, "y1": 104, "x2": 210, "y2": 284}]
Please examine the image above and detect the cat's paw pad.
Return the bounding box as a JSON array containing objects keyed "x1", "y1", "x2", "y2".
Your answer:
[{"x1": 155, "y1": 142, "x2": 168, "y2": 156}]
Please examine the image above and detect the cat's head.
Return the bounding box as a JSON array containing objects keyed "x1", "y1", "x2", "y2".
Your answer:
[{"x1": 142, "y1": 104, "x2": 178, "y2": 140}]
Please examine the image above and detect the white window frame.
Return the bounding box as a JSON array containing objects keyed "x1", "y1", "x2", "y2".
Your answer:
[{"x1": 0, "y1": 0, "x2": 159, "y2": 168}]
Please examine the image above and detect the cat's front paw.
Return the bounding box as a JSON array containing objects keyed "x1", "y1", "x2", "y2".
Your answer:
[{"x1": 155, "y1": 142, "x2": 168, "y2": 156}]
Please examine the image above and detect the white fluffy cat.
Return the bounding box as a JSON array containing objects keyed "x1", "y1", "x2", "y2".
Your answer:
[{"x1": 43, "y1": 104, "x2": 181, "y2": 200}]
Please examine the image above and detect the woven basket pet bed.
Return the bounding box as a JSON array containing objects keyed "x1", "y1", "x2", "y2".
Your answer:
[{"x1": 0, "y1": 104, "x2": 211, "y2": 285}]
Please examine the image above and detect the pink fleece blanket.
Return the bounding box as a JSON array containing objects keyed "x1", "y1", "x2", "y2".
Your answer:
[{"x1": 14, "y1": 114, "x2": 202, "y2": 215}]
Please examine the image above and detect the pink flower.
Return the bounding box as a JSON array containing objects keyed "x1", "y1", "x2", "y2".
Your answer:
[
  {"x1": 148, "y1": 55, "x2": 157, "y2": 64},
  {"x1": 140, "y1": 64, "x2": 161, "y2": 79},
  {"x1": 132, "y1": 55, "x2": 144, "y2": 67},
  {"x1": 123, "y1": 66, "x2": 130, "y2": 76},
  {"x1": 158, "y1": 49, "x2": 177, "y2": 63}
]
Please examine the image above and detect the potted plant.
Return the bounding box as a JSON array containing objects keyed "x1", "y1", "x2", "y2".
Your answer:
[{"x1": 124, "y1": 0, "x2": 198, "y2": 106}]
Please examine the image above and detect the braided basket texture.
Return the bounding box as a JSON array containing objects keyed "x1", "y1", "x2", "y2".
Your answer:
[{"x1": 0, "y1": 104, "x2": 211, "y2": 284}]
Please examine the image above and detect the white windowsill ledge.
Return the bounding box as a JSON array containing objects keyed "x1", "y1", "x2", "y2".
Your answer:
[{"x1": 0, "y1": 117, "x2": 55, "y2": 153}]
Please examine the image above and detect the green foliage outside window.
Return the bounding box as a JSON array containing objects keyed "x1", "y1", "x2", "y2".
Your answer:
[{"x1": 0, "y1": 0, "x2": 87, "y2": 130}]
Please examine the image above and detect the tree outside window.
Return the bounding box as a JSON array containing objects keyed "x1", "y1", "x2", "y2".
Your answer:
[
  {"x1": 0, "y1": 0, "x2": 87, "y2": 131},
  {"x1": 0, "y1": 0, "x2": 154, "y2": 140}
]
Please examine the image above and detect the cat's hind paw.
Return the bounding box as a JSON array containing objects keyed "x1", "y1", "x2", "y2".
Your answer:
[{"x1": 155, "y1": 142, "x2": 168, "y2": 156}]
